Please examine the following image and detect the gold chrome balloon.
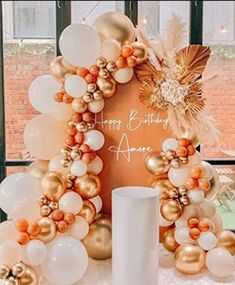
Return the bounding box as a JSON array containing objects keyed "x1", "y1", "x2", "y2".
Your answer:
[
  {"x1": 131, "y1": 42, "x2": 147, "y2": 63},
  {"x1": 174, "y1": 244, "x2": 206, "y2": 274},
  {"x1": 83, "y1": 215, "x2": 112, "y2": 260},
  {"x1": 5, "y1": 277, "x2": 19, "y2": 285},
  {"x1": 97, "y1": 76, "x2": 116, "y2": 98},
  {"x1": 205, "y1": 168, "x2": 220, "y2": 200},
  {"x1": 36, "y1": 217, "x2": 56, "y2": 243},
  {"x1": 75, "y1": 173, "x2": 101, "y2": 199},
  {"x1": 11, "y1": 262, "x2": 26, "y2": 278},
  {"x1": 50, "y1": 56, "x2": 72, "y2": 83},
  {"x1": 151, "y1": 178, "x2": 174, "y2": 195},
  {"x1": 160, "y1": 200, "x2": 183, "y2": 222},
  {"x1": 145, "y1": 152, "x2": 170, "y2": 176},
  {"x1": 72, "y1": 98, "x2": 88, "y2": 113},
  {"x1": 27, "y1": 160, "x2": 49, "y2": 179},
  {"x1": 0, "y1": 264, "x2": 11, "y2": 279},
  {"x1": 180, "y1": 129, "x2": 201, "y2": 147},
  {"x1": 162, "y1": 229, "x2": 179, "y2": 252},
  {"x1": 19, "y1": 265, "x2": 38, "y2": 285},
  {"x1": 79, "y1": 200, "x2": 96, "y2": 224},
  {"x1": 41, "y1": 171, "x2": 66, "y2": 202},
  {"x1": 93, "y1": 12, "x2": 135, "y2": 45},
  {"x1": 217, "y1": 230, "x2": 235, "y2": 255}
]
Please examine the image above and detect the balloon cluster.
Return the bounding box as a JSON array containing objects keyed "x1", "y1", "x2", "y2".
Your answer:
[
  {"x1": 147, "y1": 137, "x2": 235, "y2": 278},
  {"x1": 0, "y1": 11, "x2": 142, "y2": 285}
]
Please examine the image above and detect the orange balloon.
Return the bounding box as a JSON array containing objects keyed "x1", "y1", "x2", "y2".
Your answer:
[
  {"x1": 115, "y1": 56, "x2": 126, "y2": 68},
  {"x1": 85, "y1": 73, "x2": 97, "y2": 83},
  {"x1": 52, "y1": 209, "x2": 65, "y2": 222},
  {"x1": 27, "y1": 223, "x2": 41, "y2": 236},
  {"x1": 75, "y1": 132, "x2": 84, "y2": 144},
  {"x1": 89, "y1": 65, "x2": 100, "y2": 76},
  {"x1": 189, "y1": 228, "x2": 201, "y2": 240},
  {"x1": 57, "y1": 221, "x2": 68, "y2": 233},
  {"x1": 187, "y1": 145, "x2": 196, "y2": 156},
  {"x1": 18, "y1": 232, "x2": 30, "y2": 245},
  {"x1": 64, "y1": 213, "x2": 76, "y2": 225},
  {"x1": 185, "y1": 178, "x2": 198, "y2": 190},
  {"x1": 190, "y1": 166, "x2": 202, "y2": 179},
  {"x1": 188, "y1": 217, "x2": 199, "y2": 229},
  {"x1": 198, "y1": 178, "x2": 211, "y2": 192},
  {"x1": 198, "y1": 221, "x2": 210, "y2": 232},
  {"x1": 76, "y1": 67, "x2": 89, "y2": 78},
  {"x1": 15, "y1": 219, "x2": 28, "y2": 233},
  {"x1": 179, "y1": 138, "x2": 190, "y2": 147},
  {"x1": 121, "y1": 45, "x2": 134, "y2": 57},
  {"x1": 127, "y1": 56, "x2": 137, "y2": 67},
  {"x1": 176, "y1": 146, "x2": 188, "y2": 157}
]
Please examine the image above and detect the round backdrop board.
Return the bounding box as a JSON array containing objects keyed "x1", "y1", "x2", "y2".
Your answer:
[{"x1": 96, "y1": 75, "x2": 172, "y2": 213}]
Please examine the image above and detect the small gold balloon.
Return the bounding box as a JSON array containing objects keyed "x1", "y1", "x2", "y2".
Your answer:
[
  {"x1": 41, "y1": 171, "x2": 66, "y2": 202},
  {"x1": 79, "y1": 200, "x2": 96, "y2": 224},
  {"x1": 49, "y1": 201, "x2": 59, "y2": 211},
  {"x1": 97, "y1": 76, "x2": 116, "y2": 98},
  {"x1": 93, "y1": 90, "x2": 103, "y2": 100},
  {"x1": 0, "y1": 264, "x2": 11, "y2": 279},
  {"x1": 151, "y1": 178, "x2": 173, "y2": 193},
  {"x1": 160, "y1": 200, "x2": 183, "y2": 222},
  {"x1": 106, "y1": 61, "x2": 117, "y2": 72},
  {"x1": 60, "y1": 157, "x2": 71, "y2": 168},
  {"x1": 170, "y1": 158, "x2": 182, "y2": 169},
  {"x1": 36, "y1": 217, "x2": 57, "y2": 243},
  {"x1": 180, "y1": 129, "x2": 201, "y2": 147},
  {"x1": 174, "y1": 244, "x2": 206, "y2": 275},
  {"x1": 217, "y1": 230, "x2": 235, "y2": 255},
  {"x1": 72, "y1": 98, "x2": 88, "y2": 113},
  {"x1": 93, "y1": 12, "x2": 135, "y2": 45},
  {"x1": 179, "y1": 196, "x2": 190, "y2": 206},
  {"x1": 83, "y1": 92, "x2": 94, "y2": 103},
  {"x1": 76, "y1": 121, "x2": 88, "y2": 133},
  {"x1": 40, "y1": 205, "x2": 51, "y2": 217},
  {"x1": 131, "y1": 42, "x2": 148, "y2": 63},
  {"x1": 5, "y1": 277, "x2": 19, "y2": 285},
  {"x1": 19, "y1": 265, "x2": 38, "y2": 285},
  {"x1": 27, "y1": 160, "x2": 49, "y2": 179},
  {"x1": 168, "y1": 188, "x2": 179, "y2": 199},
  {"x1": 99, "y1": 68, "x2": 109, "y2": 79},
  {"x1": 70, "y1": 149, "x2": 82, "y2": 160},
  {"x1": 162, "y1": 229, "x2": 179, "y2": 252},
  {"x1": 165, "y1": 149, "x2": 176, "y2": 160},
  {"x1": 50, "y1": 56, "x2": 72, "y2": 83},
  {"x1": 83, "y1": 215, "x2": 112, "y2": 260},
  {"x1": 60, "y1": 146, "x2": 71, "y2": 156},
  {"x1": 75, "y1": 173, "x2": 101, "y2": 199},
  {"x1": 96, "y1": 57, "x2": 107, "y2": 68},
  {"x1": 87, "y1": 83, "x2": 97, "y2": 93},
  {"x1": 145, "y1": 152, "x2": 170, "y2": 175},
  {"x1": 11, "y1": 262, "x2": 26, "y2": 278}
]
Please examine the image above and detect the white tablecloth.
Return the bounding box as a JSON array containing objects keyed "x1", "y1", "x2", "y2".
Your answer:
[{"x1": 78, "y1": 247, "x2": 235, "y2": 285}]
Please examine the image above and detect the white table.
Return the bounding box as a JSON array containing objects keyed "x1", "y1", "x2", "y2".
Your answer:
[{"x1": 78, "y1": 247, "x2": 235, "y2": 285}]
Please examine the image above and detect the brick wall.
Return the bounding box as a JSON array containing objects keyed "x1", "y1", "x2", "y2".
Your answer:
[{"x1": 3, "y1": 43, "x2": 235, "y2": 161}]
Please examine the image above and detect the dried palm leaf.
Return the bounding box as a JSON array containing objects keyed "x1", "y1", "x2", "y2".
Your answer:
[
  {"x1": 139, "y1": 82, "x2": 167, "y2": 110},
  {"x1": 135, "y1": 60, "x2": 165, "y2": 83},
  {"x1": 176, "y1": 45, "x2": 211, "y2": 83},
  {"x1": 165, "y1": 14, "x2": 186, "y2": 52}
]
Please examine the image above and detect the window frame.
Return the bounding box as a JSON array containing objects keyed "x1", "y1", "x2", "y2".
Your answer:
[{"x1": 0, "y1": 0, "x2": 234, "y2": 223}]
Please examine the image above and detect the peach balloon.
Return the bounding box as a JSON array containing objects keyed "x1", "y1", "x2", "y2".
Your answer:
[
  {"x1": 189, "y1": 166, "x2": 202, "y2": 179},
  {"x1": 198, "y1": 198, "x2": 216, "y2": 219},
  {"x1": 49, "y1": 155, "x2": 70, "y2": 176},
  {"x1": 112, "y1": 67, "x2": 134, "y2": 84},
  {"x1": 12, "y1": 198, "x2": 40, "y2": 223},
  {"x1": 59, "y1": 192, "x2": 83, "y2": 215},
  {"x1": 67, "y1": 216, "x2": 89, "y2": 240},
  {"x1": 101, "y1": 39, "x2": 121, "y2": 61},
  {"x1": 0, "y1": 241, "x2": 23, "y2": 267},
  {"x1": 0, "y1": 221, "x2": 18, "y2": 243},
  {"x1": 24, "y1": 114, "x2": 66, "y2": 160}
]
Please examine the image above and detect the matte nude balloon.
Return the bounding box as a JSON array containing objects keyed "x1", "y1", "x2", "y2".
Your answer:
[
  {"x1": 0, "y1": 241, "x2": 23, "y2": 267},
  {"x1": 101, "y1": 39, "x2": 121, "y2": 61},
  {"x1": 59, "y1": 192, "x2": 83, "y2": 215}
]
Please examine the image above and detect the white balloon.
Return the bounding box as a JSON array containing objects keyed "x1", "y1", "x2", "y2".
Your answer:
[
  {"x1": 112, "y1": 67, "x2": 134, "y2": 84},
  {"x1": 88, "y1": 98, "x2": 105, "y2": 113},
  {"x1": 59, "y1": 23, "x2": 101, "y2": 67},
  {"x1": 174, "y1": 227, "x2": 194, "y2": 245},
  {"x1": 183, "y1": 204, "x2": 201, "y2": 220},
  {"x1": 100, "y1": 39, "x2": 121, "y2": 61},
  {"x1": 42, "y1": 237, "x2": 88, "y2": 285},
  {"x1": 59, "y1": 192, "x2": 83, "y2": 215},
  {"x1": 175, "y1": 215, "x2": 188, "y2": 228},
  {"x1": 49, "y1": 155, "x2": 70, "y2": 176},
  {"x1": 70, "y1": 160, "x2": 88, "y2": 176},
  {"x1": 200, "y1": 161, "x2": 214, "y2": 180},
  {"x1": 64, "y1": 75, "x2": 87, "y2": 98},
  {"x1": 168, "y1": 167, "x2": 189, "y2": 187},
  {"x1": 198, "y1": 232, "x2": 218, "y2": 251},
  {"x1": 87, "y1": 156, "x2": 103, "y2": 174},
  {"x1": 0, "y1": 241, "x2": 23, "y2": 267},
  {"x1": 206, "y1": 248, "x2": 234, "y2": 278},
  {"x1": 0, "y1": 173, "x2": 40, "y2": 216},
  {"x1": 23, "y1": 240, "x2": 47, "y2": 266},
  {"x1": 198, "y1": 198, "x2": 216, "y2": 219},
  {"x1": 67, "y1": 216, "x2": 89, "y2": 240},
  {"x1": 0, "y1": 221, "x2": 18, "y2": 243},
  {"x1": 187, "y1": 189, "x2": 205, "y2": 205},
  {"x1": 84, "y1": 130, "x2": 105, "y2": 151},
  {"x1": 159, "y1": 210, "x2": 174, "y2": 227},
  {"x1": 52, "y1": 103, "x2": 74, "y2": 122},
  {"x1": 162, "y1": 138, "x2": 179, "y2": 152},
  {"x1": 89, "y1": 196, "x2": 103, "y2": 213},
  {"x1": 29, "y1": 75, "x2": 60, "y2": 114},
  {"x1": 188, "y1": 151, "x2": 202, "y2": 166},
  {"x1": 12, "y1": 198, "x2": 40, "y2": 223}
]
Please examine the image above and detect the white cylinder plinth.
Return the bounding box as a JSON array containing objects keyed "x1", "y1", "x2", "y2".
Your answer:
[{"x1": 112, "y1": 186, "x2": 159, "y2": 285}]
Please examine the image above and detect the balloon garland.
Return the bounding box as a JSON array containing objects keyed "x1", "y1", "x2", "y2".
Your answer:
[{"x1": 0, "y1": 12, "x2": 234, "y2": 284}]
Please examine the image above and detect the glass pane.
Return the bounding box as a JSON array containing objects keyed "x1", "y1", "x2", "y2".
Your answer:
[
  {"x1": 138, "y1": 1, "x2": 190, "y2": 42},
  {"x1": 13, "y1": 1, "x2": 55, "y2": 39},
  {"x1": 202, "y1": 1, "x2": 235, "y2": 159},
  {"x1": 71, "y1": 1, "x2": 124, "y2": 25},
  {"x1": 213, "y1": 165, "x2": 235, "y2": 230},
  {"x1": 3, "y1": 1, "x2": 56, "y2": 160}
]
